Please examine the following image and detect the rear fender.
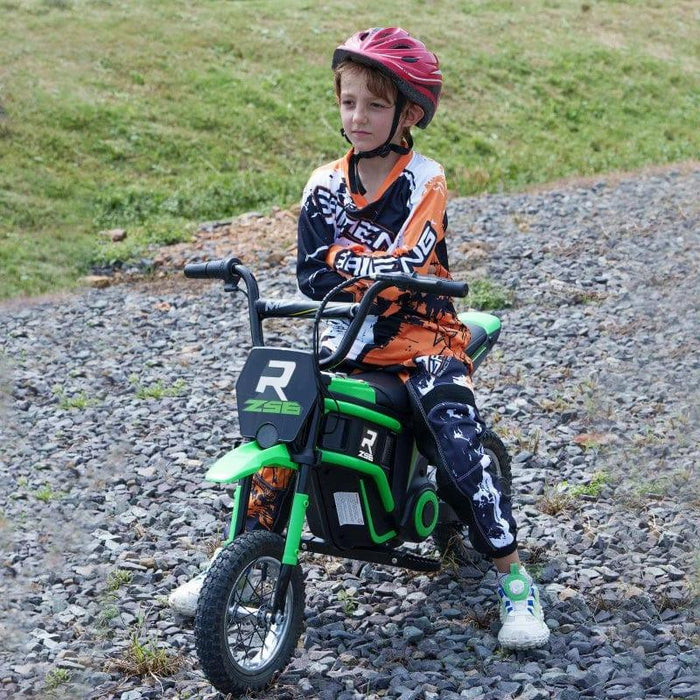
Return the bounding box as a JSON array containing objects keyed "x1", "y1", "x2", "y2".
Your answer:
[
  {"x1": 205, "y1": 441, "x2": 297, "y2": 484},
  {"x1": 458, "y1": 310, "x2": 502, "y2": 369}
]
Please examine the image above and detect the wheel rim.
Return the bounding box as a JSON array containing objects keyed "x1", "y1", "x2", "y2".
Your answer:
[{"x1": 223, "y1": 555, "x2": 293, "y2": 673}]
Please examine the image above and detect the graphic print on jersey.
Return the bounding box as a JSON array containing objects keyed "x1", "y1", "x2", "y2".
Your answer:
[
  {"x1": 314, "y1": 182, "x2": 410, "y2": 252},
  {"x1": 297, "y1": 149, "x2": 472, "y2": 370}
]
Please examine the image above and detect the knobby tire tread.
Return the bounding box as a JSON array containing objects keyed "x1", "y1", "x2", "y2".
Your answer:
[{"x1": 194, "y1": 530, "x2": 305, "y2": 696}]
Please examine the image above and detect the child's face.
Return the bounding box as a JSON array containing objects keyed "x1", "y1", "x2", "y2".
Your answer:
[{"x1": 339, "y1": 70, "x2": 407, "y2": 153}]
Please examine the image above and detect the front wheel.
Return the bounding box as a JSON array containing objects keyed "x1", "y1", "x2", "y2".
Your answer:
[
  {"x1": 194, "y1": 531, "x2": 305, "y2": 695},
  {"x1": 433, "y1": 429, "x2": 513, "y2": 568}
]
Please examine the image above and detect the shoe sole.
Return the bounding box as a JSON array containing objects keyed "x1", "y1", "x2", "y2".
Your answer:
[{"x1": 498, "y1": 630, "x2": 550, "y2": 650}]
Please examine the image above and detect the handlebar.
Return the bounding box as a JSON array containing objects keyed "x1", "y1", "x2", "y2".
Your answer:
[
  {"x1": 183, "y1": 257, "x2": 469, "y2": 362},
  {"x1": 370, "y1": 272, "x2": 468, "y2": 298},
  {"x1": 184, "y1": 258, "x2": 241, "y2": 281},
  {"x1": 318, "y1": 274, "x2": 468, "y2": 369}
]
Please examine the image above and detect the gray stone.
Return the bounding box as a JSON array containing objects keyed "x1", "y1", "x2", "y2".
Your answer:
[{"x1": 2, "y1": 169, "x2": 698, "y2": 700}]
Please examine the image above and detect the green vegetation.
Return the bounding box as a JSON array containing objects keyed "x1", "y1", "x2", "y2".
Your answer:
[
  {"x1": 1, "y1": 0, "x2": 697, "y2": 298},
  {"x1": 337, "y1": 587, "x2": 358, "y2": 615},
  {"x1": 466, "y1": 278, "x2": 514, "y2": 311},
  {"x1": 621, "y1": 466, "x2": 698, "y2": 508},
  {"x1": 55, "y1": 388, "x2": 95, "y2": 410},
  {"x1": 106, "y1": 569, "x2": 133, "y2": 592},
  {"x1": 569, "y1": 470, "x2": 609, "y2": 498},
  {"x1": 45, "y1": 668, "x2": 71, "y2": 690},
  {"x1": 97, "y1": 603, "x2": 120, "y2": 627},
  {"x1": 109, "y1": 630, "x2": 182, "y2": 679},
  {"x1": 132, "y1": 377, "x2": 187, "y2": 400},
  {"x1": 35, "y1": 482, "x2": 63, "y2": 503},
  {"x1": 538, "y1": 470, "x2": 609, "y2": 513}
]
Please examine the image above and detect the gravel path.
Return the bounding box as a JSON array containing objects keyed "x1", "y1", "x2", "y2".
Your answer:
[{"x1": 1, "y1": 168, "x2": 698, "y2": 700}]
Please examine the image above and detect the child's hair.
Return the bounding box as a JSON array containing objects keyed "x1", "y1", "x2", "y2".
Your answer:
[{"x1": 333, "y1": 59, "x2": 414, "y2": 144}]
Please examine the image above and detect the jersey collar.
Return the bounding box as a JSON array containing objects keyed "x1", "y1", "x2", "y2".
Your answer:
[{"x1": 342, "y1": 149, "x2": 414, "y2": 209}]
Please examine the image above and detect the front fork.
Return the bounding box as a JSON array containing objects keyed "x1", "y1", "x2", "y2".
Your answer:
[
  {"x1": 223, "y1": 466, "x2": 310, "y2": 617},
  {"x1": 271, "y1": 464, "x2": 310, "y2": 616},
  {"x1": 225, "y1": 421, "x2": 320, "y2": 617}
]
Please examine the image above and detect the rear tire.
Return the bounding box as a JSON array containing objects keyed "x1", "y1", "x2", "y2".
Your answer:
[
  {"x1": 434, "y1": 429, "x2": 512, "y2": 568},
  {"x1": 194, "y1": 531, "x2": 304, "y2": 695}
]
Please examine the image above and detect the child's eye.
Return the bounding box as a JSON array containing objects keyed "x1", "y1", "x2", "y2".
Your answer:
[
  {"x1": 371, "y1": 102, "x2": 388, "y2": 109},
  {"x1": 342, "y1": 99, "x2": 355, "y2": 107}
]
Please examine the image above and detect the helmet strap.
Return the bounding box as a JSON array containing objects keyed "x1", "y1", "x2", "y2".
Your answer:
[{"x1": 342, "y1": 94, "x2": 412, "y2": 195}]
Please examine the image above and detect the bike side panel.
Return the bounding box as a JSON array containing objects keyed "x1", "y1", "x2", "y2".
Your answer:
[{"x1": 306, "y1": 402, "x2": 438, "y2": 548}]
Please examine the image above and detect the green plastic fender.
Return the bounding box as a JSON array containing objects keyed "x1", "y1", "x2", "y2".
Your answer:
[
  {"x1": 205, "y1": 441, "x2": 297, "y2": 483},
  {"x1": 457, "y1": 310, "x2": 501, "y2": 336}
]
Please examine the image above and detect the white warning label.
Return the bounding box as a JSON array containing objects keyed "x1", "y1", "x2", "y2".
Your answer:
[{"x1": 333, "y1": 491, "x2": 365, "y2": 526}]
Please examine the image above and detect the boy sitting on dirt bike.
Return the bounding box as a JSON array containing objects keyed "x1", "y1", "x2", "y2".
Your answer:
[{"x1": 171, "y1": 26, "x2": 549, "y2": 651}]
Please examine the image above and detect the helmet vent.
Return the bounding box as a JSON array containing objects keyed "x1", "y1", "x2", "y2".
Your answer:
[
  {"x1": 393, "y1": 43, "x2": 411, "y2": 49},
  {"x1": 401, "y1": 56, "x2": 419, "y2": 63}
]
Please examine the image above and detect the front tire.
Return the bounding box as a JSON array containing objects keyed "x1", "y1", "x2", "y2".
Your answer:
[
  {"x1": 434, "y1": 429, "x2": 513, "y2": 567},
  {"x1": 194, "y1": 531, "x2": 305, "y2": 695}
]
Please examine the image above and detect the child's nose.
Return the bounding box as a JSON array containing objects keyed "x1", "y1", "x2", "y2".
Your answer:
[{"x1": 353, "y1": 105, "x2": 369, "y2": 123}]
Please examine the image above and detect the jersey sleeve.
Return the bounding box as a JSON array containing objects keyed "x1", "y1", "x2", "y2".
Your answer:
[
  {"x1": 326, "y1": 173, "x2": 449, "y2": 282},
  {"x1": 296, "y1": 172, "x2": 354, "y2": 302}
]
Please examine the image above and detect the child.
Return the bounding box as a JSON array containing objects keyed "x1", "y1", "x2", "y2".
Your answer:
[{"x1": 171, "y1": 27, "x2": 549, "y2": 651}]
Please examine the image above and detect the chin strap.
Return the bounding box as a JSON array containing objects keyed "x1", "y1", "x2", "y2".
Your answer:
[{"x1": 342, "y1": 94, "x2": 413, "y2": 195}]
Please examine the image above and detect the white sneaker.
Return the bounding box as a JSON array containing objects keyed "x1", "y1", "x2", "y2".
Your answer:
[
  {"x1": 168, "y1": 548, "x2": 222, "y2": 618},
  {"x1": 497, "y1": 564, "x2": 550, "y2": 650}
]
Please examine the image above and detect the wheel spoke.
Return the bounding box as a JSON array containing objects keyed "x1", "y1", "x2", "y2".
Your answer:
[
  {"x1": 225, "y1": 565, "x2": 272, "y2": 661},
  {"x1": 195, "y1": 533, "x2": 304, "y2": 694},
  {"x1": 227, "y1": 603, "x2": 259, "y2": 623}
]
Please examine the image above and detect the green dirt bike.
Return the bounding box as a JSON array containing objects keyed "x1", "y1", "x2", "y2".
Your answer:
[{"x1": 183, "y1": 257, "x2": 512, "y2": 696}]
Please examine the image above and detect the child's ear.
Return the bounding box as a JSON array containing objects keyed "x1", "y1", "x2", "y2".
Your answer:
[{"x1": 403, "y1": 102, "x2": 424, "y2": 128}]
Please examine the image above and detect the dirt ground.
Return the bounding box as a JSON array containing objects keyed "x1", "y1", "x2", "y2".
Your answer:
[{"x1": 152, "y1": 205, "x2": 300, "y2": 271}]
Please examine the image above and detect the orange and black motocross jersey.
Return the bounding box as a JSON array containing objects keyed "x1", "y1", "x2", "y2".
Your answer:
[{"x1": 297, "y1": 148, "x2": 472, "y2": 372}]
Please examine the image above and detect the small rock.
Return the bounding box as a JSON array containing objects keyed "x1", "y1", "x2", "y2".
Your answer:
[{"x1": 82, "y1": 275, "x2": 112, "y2": 288}]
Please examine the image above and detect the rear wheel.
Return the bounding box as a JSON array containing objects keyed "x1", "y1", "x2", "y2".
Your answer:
[
  {"x1": 194, "y1": 531, "x2": 305, "y2": 695},
  {"x1": 433, "y1": 429, "x2": 512, "y2": 568}
]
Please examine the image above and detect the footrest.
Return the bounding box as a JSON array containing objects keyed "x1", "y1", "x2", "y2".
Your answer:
[{"x1": 300, "y1": 536, "x2": 441, "y2": 572}]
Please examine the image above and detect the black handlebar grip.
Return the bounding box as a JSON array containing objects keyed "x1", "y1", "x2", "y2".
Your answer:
[
  {"x1": 432, "y1": 279, "x2": 469, "y2": 297},
  {"x1": 184, "y1": 259, "x2": 229, "y2": 279},
  {"x1": 184, "y1": 262, "x2": 212, "y2": 278},
  {"x1": 373, "y1": 272, "x2": 468, "y2": 298}
]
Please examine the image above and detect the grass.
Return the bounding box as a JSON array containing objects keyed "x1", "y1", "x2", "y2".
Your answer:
[
  {"x1": 337, "y1": 587, "x2": 358, "y2": 615},
  {"x1": 54, "y1": 387, "x2": 95, "y2": 410},
  {"x1": 569, "y1": 470, "x2": 609, "y2": 498},
  {"x1": 108, "y1": 630, "x2": 182, "y2": 679},
  {"x1": 133, "y1": 378, "x2": 187, "y2": 400},
  {"x1": 464, "y1": 278, "x2": 514, "y2": 311},
  {"x1": 35, "y1": 483, "x2": 63, "y2": 502},
  {"x1": 45, "y1": 668, "x2": 71, "y2": 690},
  {"x1": 621, "y1": 467, "x2": 699, "y2": 509},
  {"x1": 1, "y1": 0, "x2": 698, "y2": 298},
  {"x1": 106, "y1": 569, "x2": 133, "y2": 592},
  {"x1": 97, "y1": 604, "x2": 120, "y2": 628},
  {"x1": 537, "y1": 470, "x2": 609, "y2": 513},
  {"x1": 538, "y1": 481, "x2": 574, "y2": 515}
]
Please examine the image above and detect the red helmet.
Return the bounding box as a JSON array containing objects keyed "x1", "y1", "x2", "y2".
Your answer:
[{"x1": 332, "y1": 27, "x2": 442, "y2": 128}]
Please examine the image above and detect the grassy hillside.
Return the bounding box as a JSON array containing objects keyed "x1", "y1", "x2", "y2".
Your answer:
[{"x1": 0, "y1": 0, "x2": 697, "y2": 297}]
